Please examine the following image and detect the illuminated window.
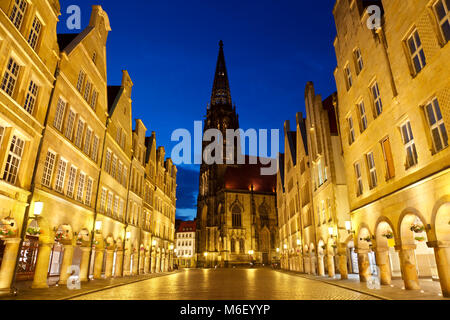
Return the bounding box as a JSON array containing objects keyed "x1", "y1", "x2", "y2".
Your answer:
[
  {"x1": 371, "y1": 82, "x2": 383, "y2": 116},
  {"x1": 344, "y1": 64, "x2": 352, "y2": 89},
  {"x1": 425, "y1": 98, "x2": 448, "y2": 153},
  {"x1": 91, "y1": 135, "x2": 99, "y2": 162},
  {"x1": 354, "y1": 48, "x2": 364, "y2": 74},
  {"x1": 354, "y1": 162, "x2": 363, "y2": 196},
  {"x1": 84, "y1": 128, "x2": 92, "y2": 155},
  {"x1": 366, "y1": 152, "x2": 377, "y2": 189},
  {"x1": 66, "y1": 166, "x2": 77, "y2": 198},
  {"x1": 23, "y1": 80, "x2": 39, "y2": 115},
  {"x1": 358, "y1": 101, "x2": 368, "y2": 131},
  {"x1": 76, "y1": 70, "x2": 85, "y2": 92},
  {"x1": 3, "y1": 136, "x2": 24, "y2": 185},
  {"x1": 53, "y1": 98, "x2": 66, "y2": 131},
  {"x1": 434, "y1": 0, "x2": 450, "y2": 43},
  {"x1": 100, "y1": 188, "x2": 107, "y2": 213},
  {"x1": 74, "y1": 118, "x2": 85, "y2": 148},
  {"x1": 64, "y1": 109, "x2": 76, "y2": 140},
  {"x1": 27, "y1": 17, "x2": 42, "y2": 50},
  {"x1": 232, "y1": 205, "x2": 242, "y2": 227},
  {"x1": 76, "y1": 172, "x2": 86, "y2": 202},
  {"x1": 400, "y1": 121, "x2": 418, "y2": 169},
  {"x1": 1, "y1": 58, "x2": 20, "y2": 97},
  {"x1": 348, "y1": 117, "x2": 355, "y2": 144},
  {"x1": 85, "y1": 178, "x2": 93, "y2": 206},
  {"x1": 9, "y1": 0, "x2": 27, "y2": 30},
  {"x1": 54, "y1": 158, "x2": 67, "y2": 193},
  {"x1": 407, "y1": 30, "x2": 426, "y2": 74},
  {"x1": 105, "y1": 150, "x2": 112, "y2": 174},
  {"x1": 90, "y1": 90, "x2": 98, "y2": 110},
  {"x1": 107, "y1": 192, "x2": 113, "y2": 215},
  {"x1": 111, "y1": 155, "x2": 117, "y2": 179},
  {"x1": 84, "y1": 80, "x2": 92, "y2": 101}
]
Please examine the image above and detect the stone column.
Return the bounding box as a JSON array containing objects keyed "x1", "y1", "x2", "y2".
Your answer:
[
  {"x1": 397, "y1": 245, "x2": 420, "y2": 290},
  {"x1": 123, "y1": 251, "x2": 131, "y2": 276},
  {"x1": 104, "y1": 250, "x2": 115, "y2": 278},
  {"x1": 338, "y1": 250, "x2": 349, "y2": 280},
  {"x1": 151, "y1": 254, "x2": 156, "y2": 273},
  {"x1": 114, "y1": 250, "x2": 124, "y2": 277},
  {"x1": 310, "y1": 254, "x2": 317, "y2": 275},
  {"x1": 156, "y1": 254, "x2": 161, "y2": 273},
  {"x1": 58, "y1": 245, "x2": 74, "y2": 285},
  {"x1": 298, "y1": 254, "x2": 304, "y2": 273},
  {"x1": 376, "y1": 248, "x2": 392, "y2": 285},
  {"x1": 31, "y1": 242, "x2": 53, "y2": 289},
  {"x1": 357, "y1": 250, "x2": 371, "y2": 282},
  {"x1": 304, "y1": 255, "x2": 310, "y2": 274},
  {"x1": 138, "y1": 251, "x2": 145, "y2": 274},
  {"x1": 93, "y1": 249, "x2": 104, "y2": 279},
  {"x1": 318, "y1": 254, "x2": 325, "y2": 276},
  {"x1": 132, "y1": 253, "x2": 139, "y2": 275},
  {"x1": 144, "y1": 252, "x2": 150, "y2": 274},
  {"x1": 0, "y1": 238, "x2": 21, "y2": 294},
  {"x1": 432, "y1": 243, "x2": 450, "y2": 297},
  {"x1": 79, "y1": 247, "x2": 91, "y2": 282},
  {"x1": 327, "y1": 254, "x2": 335, "y2": 277}
]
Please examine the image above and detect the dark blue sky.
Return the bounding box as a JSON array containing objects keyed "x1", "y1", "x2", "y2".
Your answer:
[{"x1": 58, "y1": 0, "x2": 338, "y2": 221}]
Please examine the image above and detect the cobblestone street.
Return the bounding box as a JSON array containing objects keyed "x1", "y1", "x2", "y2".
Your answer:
[{"x1": 71, "y1": 268, "x2": 378, "y2": 300}]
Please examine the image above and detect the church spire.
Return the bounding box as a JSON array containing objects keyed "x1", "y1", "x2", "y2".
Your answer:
[{"x1": 211, "y1": 40, "x2": 232, "y2": 106}]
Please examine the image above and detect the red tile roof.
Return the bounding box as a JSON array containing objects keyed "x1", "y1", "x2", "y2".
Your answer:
[
  {"x1": 224, "y1": 156, "x2": 276, "y2": 193},
  {"x1": 177, "y1": 220, "x2": 196, "y2": 233}
]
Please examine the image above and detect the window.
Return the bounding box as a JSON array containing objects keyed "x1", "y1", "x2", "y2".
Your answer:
[
  {"x1": 354, "y1": 48, "x2": 364, "y2": 74},
  {"x1": 123, "y1": 166, "x2": 128, "y2": 187},
  {"x1": 84, "y1": 81, "x2": 91, "y2": 101},
  {"x1": 111, "y1": 155, "x2": 117, "y2": 179},
  {"x1": 348, "y1": 117, "x2": 355, "y2": 144},
  {"x1": 366, "y1": 152, "x2": 378, "y2": 189},
  {"x1": 74, "y1": 119, "x2": 85, "y2": 148},
  {"x1": 230, "y1": 239, "x2": 235, "y2": 252},
  {"x1": 100, "y1": 188, "x2": 107, "y2": 213},
  {"x1": 105, "y1": 150, "x2": 112, "y2": 174},
  {"x1": 381, "y1": 137, "x2": 395, "y2": 180},
  {"x1": 118, "y1": 161, "x2": 123, "y2": 184},
  {"x1": 239, "y1": 239, "x2": 245, "y2": 254},
  {"x1": 67, "y1": 166, "x2": 77, "y2": 198},
  {"x1": 317, "y1": 159, "x2": 324, "y2": 186},
  {"x1": 76, "y1": 71, "x2": 85, "y2": 92},
  {"x1": 84, "y1": 128, "x2": 92, "y2": 155},
  {"x1": 400, "y1": 121, "x2": 418, "y2": 168},
  {"x1": 354, "y1": 162, "x2": 363, "y2": 196},
  {"x1": 27, "y1": 17, "x2": 42, "y2": 50},
  {"x1": 85, "y1": 178, "x2": 93, "y2": 206},
  {"x1": 22, "y1": 80, "x2": 39, "y2": 115},
  {"x1": 54, "y1": 158, "x2": 67, "y2": 193},
  {"x1": 1, "y1": 58, "x2": 20, "y2": 97},
  {"x1": 92, "y1": 52, "x2": 97, "y2": 64},
  {"x1": 232, "y1": 205, "x2": 242, "y2": 227},
  {"x1": 90, "y1": 90, "x2": 98, "y2": 110},
  {"x1": 3, "y1": 135, "x2": 24, "y2": 185},
  {"x1": 434, "y1": 0, "x2": 450, "y2": 43},
  {"x1": 344, "y1": 64, "x2": 352, "y2": 89},
  {"x1": 107, "y1": 192, "x2": 113, "y2": 215},
  {"x1": 9, "y1": 0, "x2": 27, "y2": 30},
  {"x1": 65, "y1": 109, "x2": 76, "y2": 140},
  {"x1": 41, "y1": 151, "x2": 56, "y2": 187},
  {"x1": 407, "y1": 30, "x2": 426, "y2": 74},
  {"x1": 358, "y1": 101, "x2": 368, "y2": 131},
  {"x1": 425, "y1": 98, "x2": 448, "y2": 153},
  {"x1": 119, "y1": 200, "x2": 124, "y2": 220},
  {"x1": 113, "y1": 196, "x2": 119, "y2": 218},
  {"x1": 116, "y1": 127, "x2": 121, "y2": 144},
  {"x1": 76, "y1": 173, "x2": 85, "y2": 202},
  {"x1": 121, "y1": 133, "x2": 126, "y2": 149},
  {"x1": 371, "y1": 82, "x2": 383, "y2": 116},
  {"x1": 53, "y1": 98, "x2": 66, "y2": 131},
  {"x1": 0, "y1": 126, "x2": 5, "y2": 146},
  {"x1": 91, "y1": 135, "x2": 99, "y2": 161}
]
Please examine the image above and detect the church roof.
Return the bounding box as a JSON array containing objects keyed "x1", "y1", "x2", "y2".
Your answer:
[
  {"x1": 211, "y1": 40, "x2": 232, "y2": 107},
  {"x1": 322, "y1": 93, "x2": 338, "y2": 136},
  {"x1": 107, "y1": 85, "x2": 122, "y2": 116},
  {"x1": 224, "y1": 156, "x2": 276, "y2": 193}
]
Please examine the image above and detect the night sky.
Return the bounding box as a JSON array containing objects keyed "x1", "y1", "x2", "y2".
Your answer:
[{"x1": 58, "y1": 0, "x2": 338, "y2": 221}]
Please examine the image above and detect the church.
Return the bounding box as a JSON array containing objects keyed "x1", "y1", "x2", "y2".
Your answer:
[{"x1": 196, "y1": 41, "x2": 279, "y2": 267}]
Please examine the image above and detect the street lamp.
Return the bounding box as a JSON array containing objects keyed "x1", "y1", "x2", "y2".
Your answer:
[
  {"x1": 126, "y1": 231, "x2": 131, "y2": 240},
  {"x1": 283, "y1": 244, "x2": 287, "y2": 250},
  {"x1": 345, "y1": 221, "x2": 355, "y2": 234},
  {"x1": 328, "y1": 227, "x2": 335, "y2": 237},
  {"x1": 95, "y1": 221, "x2": 102, "y2": 232},
  {"x1": 248, "y1": 250, "x2": 254, "y2": 255},
  {"x1": 152, "y1": 239, "x2": 157, "y2": 246},
  {"x1": 296, "y1": 239, "x2": 301, "y2": 246},
  {"x1": 276, "y1": 248, "x2": 280, "y2": 253}
]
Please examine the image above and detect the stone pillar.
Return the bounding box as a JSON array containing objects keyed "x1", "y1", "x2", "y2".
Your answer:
[
  {"x1": 79, "y1": 247, "x2": 91, "y2": 282},
  {"x1": 31, "y1": 242, "x2": 53, "y2": 289},
  {"x1": 397, "y1": 245, "x2": 420, "y2": 290},
  {"x1": 0, "y1": 238, "x2": 21, "y2": 294},
  {"x1": 357, "y1": 250, "x2": 371, "y2": 282},
  {"x1": 114, "y1": 250, "x2": 124, "y2": 277},
  {"x1": 123, "y1": 251, "x2": 131, "y2": 276},
  {"x1": 310, "y1": 254, "x2": 317, "y2": 275},
  {"x1": 138, "y1": 251, "x2": 145, "y2": 274},
  {"x1": 156, "y1": 254, "x2": 161, "y2": 273},
  {"x1": 432, "y1": 243, "x2": 450, "y2": 297},
  {"x1": 304, "y1": 255, "x2": 311, "y2": 274},
  {"x1": 151, "y1": 254, "x2": 156, "y2": 273},
  {"x1": 144, "y1": 252, "x2": 150, "y2": 274},
  {"x1": 58, "y1": 245, "x2": 74, "y2": 285},
  {"x1": 376, "y1": 249, "x2": 392, "y2": 285},
  {"x1": 104, "y1": 250, "x2": 115, "y2": 278},
  {"x1": 327, "y1": 254, "x2": 335, "y2": 277},
  {"x1": 318, "y1": 254, "x2": 325, "y2": 276},
  {"x1": 132, "y1": 253, "x2": 139, "y2": 275},
  {"x1": 338, "y1": 250, "x2": 349, "y2": 280},
  {"x1": 93, "y1": 249, "x2": 104, "y2": 279},
  {"x1": 298, "y1": 254, "x2": 304, "y2": 273}
]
